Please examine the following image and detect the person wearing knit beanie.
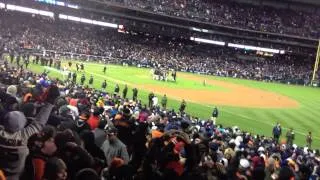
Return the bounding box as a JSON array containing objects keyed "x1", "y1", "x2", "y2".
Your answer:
[{"x1": 1, "y1": 111, "x2": 27, "y2": 133}]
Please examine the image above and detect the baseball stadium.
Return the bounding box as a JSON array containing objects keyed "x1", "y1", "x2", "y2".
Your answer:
[{"x1": 0, "y1": 0, "x2": 320, "y2": 179}]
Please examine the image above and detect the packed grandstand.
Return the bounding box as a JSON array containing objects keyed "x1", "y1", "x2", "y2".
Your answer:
[
  {"x1": 0, "y1": 0, "x2": 320, "y2": 180},
  {"x1": 102, "y1": 0, "x2": 320, "y2": 38}
]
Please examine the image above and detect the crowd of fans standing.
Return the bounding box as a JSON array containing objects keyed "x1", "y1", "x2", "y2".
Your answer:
[{"x1": 103, "y1": 0, "x2": 320, "y2": 38}]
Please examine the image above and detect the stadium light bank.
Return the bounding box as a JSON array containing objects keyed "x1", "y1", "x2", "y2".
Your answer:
[
  {"x1": 190, "y1": 37, "x2": 285, "y2": 54},
  {"x1": 35, "y1": 0, "x2": 79, "y2": 9},
  {"x1": 0, "y1": 2, "x2": 118, "y2": 29},
  {"x1": 5, "y1": 4, "x2": 54, "y2": 17},
  {"x1": 190, "y1": 37, "x2": 225, "y2": 46},
  {"x1": 58, "y1": 14, "x2": 118, "y2": 29},
  {"x1": 0, "y1": 2, "x2": 5, "y2": 9},
  {"x1": 228, "y1": 43, "x2": 285, "y2": 54}
]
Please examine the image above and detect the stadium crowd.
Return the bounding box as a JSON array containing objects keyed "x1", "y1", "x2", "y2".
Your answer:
[
  {"x1": 0, "y1": 56, "x2": 320, "y2": 180},
  {"x1": 102, "y1": 0, "x2": 320, "y2": 39},
  {"x1": 0, "y1": 12, "x2": 315, "y2": 85}
]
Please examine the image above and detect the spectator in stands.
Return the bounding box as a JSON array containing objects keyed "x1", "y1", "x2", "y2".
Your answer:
[
  {"x1": 93, "y1": 121, "x2": 108, "y2": 148},
  {"x1": 278, "y1": 166, "x2": 295, "y2": 180},
  {"x1": 101, "y1": 127, "x2": 130, "y2": 166},
  {"x1": 42, "y1": 157, "x2": 68, "y2": 180},
  {"x1": 54, "y1": 130, "x2": 94, "y2": 179},
  {"x1": 87, "y1": 107, "x2": 102, "y2": 130},
  {"x1": 75, "y1": 111, "x2": 91, "y2": 133},
  {"x1": 79, "y1": 130, "x2": 105, "y2": 161},
  {"x1": 102, "y1": 157, "x2": 134, "y2": 180},
  {"x1": 75, "y1": 168, "x2": 100, "y2": 180},
  {"x1": 21, "y1": 126, "x2": 57, "y2": 180}
]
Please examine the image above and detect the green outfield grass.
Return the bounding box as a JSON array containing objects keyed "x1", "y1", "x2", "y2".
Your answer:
[{"x1": 19, "y1": 59, "x2": 320, "y2": 148}]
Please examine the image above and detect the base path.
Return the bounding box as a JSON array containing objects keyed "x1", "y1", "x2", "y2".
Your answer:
[{"x1": 140, "y1": 74, "x2": 299, "y2": 108}]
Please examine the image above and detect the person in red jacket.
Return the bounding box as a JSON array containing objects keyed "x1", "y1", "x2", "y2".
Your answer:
[{"x1": 87, "y1": 107, "x2": 102, "y2": 130}]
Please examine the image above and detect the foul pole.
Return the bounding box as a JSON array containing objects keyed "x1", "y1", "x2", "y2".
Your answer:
[{"x1": 311, "y1": 40, "x2": 320, "y2": 83}]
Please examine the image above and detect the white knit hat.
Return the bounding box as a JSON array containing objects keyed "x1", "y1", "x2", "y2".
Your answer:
[
  {"x1": 6, "y1": 85, "x2": 17, "y2": 97},
  {"x1": 239, "y1": 158, "x2": 250, "y2": 169},
  {"x1": 258, "y1": 146, "x2": 265, "y2": 152}
]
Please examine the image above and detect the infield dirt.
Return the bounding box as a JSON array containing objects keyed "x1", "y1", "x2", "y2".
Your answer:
[{"x1": 139, "y1": 73, "x2": 299, "y2": 108}]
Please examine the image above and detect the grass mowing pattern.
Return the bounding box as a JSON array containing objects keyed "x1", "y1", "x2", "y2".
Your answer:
[{"x1": 24, "y1": 60, "x2": 320, "y2": 148}]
